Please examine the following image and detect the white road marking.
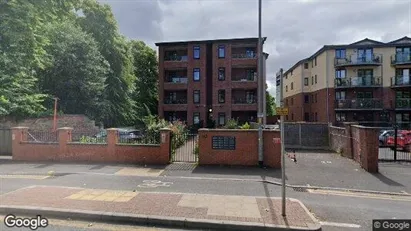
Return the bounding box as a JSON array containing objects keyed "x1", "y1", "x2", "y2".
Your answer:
[
  {"x1": 137, "y1": 180, "x2": 173, "y2": 188},
  {"x1": 320, "y1": 221, "x2": 361, "y2": 228}
]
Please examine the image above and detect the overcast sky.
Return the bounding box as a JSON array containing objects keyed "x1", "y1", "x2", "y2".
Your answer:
[{"x1": 99, "y1": 0, "x2": 411, "y2": 96}]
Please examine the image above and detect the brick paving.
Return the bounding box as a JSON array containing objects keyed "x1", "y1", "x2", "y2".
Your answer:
[{"x1": 0, "y1": 186, "x2": 318, "y2": 229}]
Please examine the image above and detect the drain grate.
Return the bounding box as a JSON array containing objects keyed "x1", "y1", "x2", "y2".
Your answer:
[{"x1": 292, "y1": 187, "x2": 308, "y2": 192}]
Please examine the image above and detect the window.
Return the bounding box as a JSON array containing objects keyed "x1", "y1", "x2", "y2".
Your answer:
[
  {"x1": 311, "y1": 76, "x2": 314, "y2": 85},
  {"x1": 336, "y1": 91, "x2": 346, "y2": 100},
  {"x1": 218, "y1": 113, "x2": 225, "y2": 126},
  {"x1": 218, "y1": 67, "x2": 225, "y2": 81},
  {"x1": 304, "y1": 95, "x2": 309, "y2": 103},
  {"x1": 286, "y1": 85, "x2": 288, "y2": 92},
  {"x1": 336, "y1": 113, "x2": 346, "y2": 122},
  {"x1": 285, "y1": 74, "x2": 288, "y2": 79},
  {"x1": 286, "y1": 115, "x2": 289, "y2": 121},
  {"x1": 218, "y1": 90, "x2": 225, "y2": 103},
  {"x1": 335, "y1": 49, "x2": 346, "y2": 59},
  {"x1": 291, "y1": 113, "x2": 294, "y2": 121},
  {"x1": 304, "y1": 113, "x2": 310, "y2": 121},
  {"x1": 291, "y1": 98, "x2": 294, "y2": 105},
  {"x1": 285, "y1": 99, "x2": 288, "y2": 106},
  {"x1": 315, "y1": 94, "x2": 318, "y2": 103},
  {"x1": 246, "y1": 91, "x2": 255, "y2": 103},
  {"x1": 193, "y1": 46, "x2": 200, "y2": 59},
  {"x1": 311, "y1": 94, "x2": 314, "y2": 103},
  {"x1": 193, "y1": 90, "x2": 200, "y2": 104},
  {"x1": 193, "y1": 112, "x2": 200, "y2": 125},
  {"x1": 314, "y1": 57, "x2": 317, "y2": 66},
  {"x1": 336, "y1": 69, "x2": 346, "y2": 78},
  {"x1": 218, "y1": 45, "x2": 225, "y2": 58},
  {"x1": 304, "y1": 63, "x2": 309, "y2": 69},
  {"x1": 315, "y1": 112, "x2": 318, "y2": 122},
  {"x1": 304, "y1": 78, "x2": 309, "y2": 86},
  {"x1": 311, "y1": 61, "x2": 313, "y2": 68},
  {"x1": 291, "y1": 82, "x2": 294, "y2": 90},
  {"x1": 193, "y1": 68, "x2": 200, "y2": 81},
  {"x1": 315, "y1": 75, "x2": 317, "y2": 84},
  {"x1": 291, "y1": 70, "x2": 293, "y2": 76}
]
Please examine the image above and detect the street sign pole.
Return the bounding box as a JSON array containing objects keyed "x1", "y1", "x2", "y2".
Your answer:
[
  {"x1": 279, "y1": 68, "x2": 286, "y2": 217},
  {"x1": 257, "y1": 0, "x2": 264, "y2": 166}
]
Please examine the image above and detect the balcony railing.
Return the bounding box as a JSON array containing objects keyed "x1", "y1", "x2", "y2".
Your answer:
[
  {"x1": 165, "y1": 77, "x2": 188, "y2": 83},
  {"x1": 232, "y1": 75, "x2": 256, "y2": 82},
  {"x1": 232, "y1": 98, "x2": 257, "y2": 104},
  {"x1": 391, "y1": 76, "x2": 411, "y2": 87},
  {"x1": 164, "y1": 98, "x2": 187, "y2": 104},
  {"x1": 334, "y1": 54, "x2": 382, "y2": 66},
  {"x1": 164, "y1": 55, "x2": 188, "y2": 61},
  {"x1": 232, "y1": 53, "x2": 257, "y2": 59},
  {"x1": 335, "y1": 98, "x2": 383, "y2": 109},
  {"x1": 391, "y1": 52, "x2": 411, "y2": 65},
  {"x1": 395, "y1": 98, "x2": 411, "y2": 109},
  {"x1": 334, "y1": 76, "x2": 382, "y2": 88}
]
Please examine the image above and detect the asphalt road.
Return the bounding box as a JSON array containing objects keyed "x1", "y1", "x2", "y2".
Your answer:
[{"x1": 0, "y1": 160, "x2": 410, "y2": 231}]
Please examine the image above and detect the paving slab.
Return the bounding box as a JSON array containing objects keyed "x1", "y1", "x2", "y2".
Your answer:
[{"x1": 0, "y1": 186, "x2": 321, "y2": 231}]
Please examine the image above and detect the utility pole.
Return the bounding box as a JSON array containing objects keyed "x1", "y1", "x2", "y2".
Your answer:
[
  {"x1": 279, "y1": 68, "x2": 286, "y2": 217},
  {"x1": 257, "y1": 0, "x2": 264, "y2": 166}
]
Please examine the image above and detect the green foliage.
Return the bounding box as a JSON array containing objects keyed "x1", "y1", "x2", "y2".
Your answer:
[
  {"x1": 223, "y1": 119, "x2": 239, "y2": 129},
  {"x1": 240, "y1": 122, "x2": 251, "y2": 130},
  {"x1": 194, "y1": 143, "x2": 199, "y2": 156},
  {"x1": 266, "y1": 91, "x2": 276, "y2": 116},
  {"x1": 79, "y1": 136, "x2": 102, "y2": 144}
]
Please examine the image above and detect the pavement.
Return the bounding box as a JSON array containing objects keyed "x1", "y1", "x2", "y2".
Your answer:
[{"x1": 0, "y1": 185, "x2": 320, "y2": 230}]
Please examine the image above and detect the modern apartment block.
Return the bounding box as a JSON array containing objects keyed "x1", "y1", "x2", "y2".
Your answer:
[
  {"x1": 156, "y1": 38, "x2": 268, "y2": 127},
  {"x1": 279, "y1": 36, "x2": 411, "y2": 126}
]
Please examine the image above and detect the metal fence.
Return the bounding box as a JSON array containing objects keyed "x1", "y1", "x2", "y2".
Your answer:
[
  {"x1": 0, "y1": 128, "x2": 12, "y2": 155},
  {"x1": 284, "y1": 123, "x2": 329, "y2": 150},
  {"x1": 71, "y1": 131, "x2": 107, "y2": 144},
  {"x1": 378, "y1": 123, "x2": 411, "y2": 162},
  {"x1": 117, "y1": 132, "x2": 160, "y2": 145},
  {"x1": 27, "y1": 130, "x2": 58, "y2": 143}
]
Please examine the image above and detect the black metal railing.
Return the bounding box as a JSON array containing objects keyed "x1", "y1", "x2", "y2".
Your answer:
[
  {"x1": 117, "y1": 132, "x2": 160, "y2": 145},
  {"x1": 164, "y1": 98, "x2": 187, "y2": 104},
  {"x1": 391, "y1": 52, "x2": 411, "y2": 65},
  {"x1": 27, "y1": 130, "x2": 58, "y2": 143},
  {"x1": 232, "y1": 53, "x2": 257, "y2": 59},
  {"x1": 232, "y1": 98, "x2": 257, "y2": 104},
  {"x1": 335, "y1": 76, "x2": 382, "y2": 88},
  {"x1": 334, "y1": 54, "x2": 382, "y2": 66},
  {"x1": 71, "y1": 131, "x2": 107, "y2": 144},
  {"x1": 232, "y1": 75, "x2": 256, "y2": 82},
  {"x1": 335, "y1": 98, "x2": 383, "y2": 109},
  {"x1": 164, "y1": 55, "x2": 188, "y2": 61},
  {"x1": 395, "y1": 98, "x2": 411, "y2": 109},
  {"x1": 391, "y1": 76, "x2": 411, "y2": 86},
  {"x1": 165, "y1": 77, "x2": 188, "y2": 83}
]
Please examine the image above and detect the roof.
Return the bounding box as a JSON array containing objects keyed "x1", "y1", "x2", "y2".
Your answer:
[
  {"x1": 283, "y1": 36, "x2": 411, "y2": 76},
  {"x1": 155, "y1": 37, "x2": 267, "y2": 46}
]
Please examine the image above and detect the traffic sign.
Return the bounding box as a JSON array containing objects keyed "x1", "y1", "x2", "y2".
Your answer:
[{"x1": 276, "y1": 107, "x2": 289, "y2": 116}]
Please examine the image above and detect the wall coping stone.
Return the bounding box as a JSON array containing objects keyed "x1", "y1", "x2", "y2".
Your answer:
[
  {"x1": 11, "y1": 127, "x2": 29, "y2": 129},
  {"x1": 116, "y1": 144, "x2": 160, "y2": 147},
  {"x1": 351, "y1": 125, "x2": 381, "y2": 130},
  {"x1": 57, "y1": 127, "x2": 73, "y2": 130}
]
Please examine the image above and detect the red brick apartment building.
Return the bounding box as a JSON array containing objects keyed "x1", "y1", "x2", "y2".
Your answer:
[
  {"x1": 156, "y1": 38, "x2": 268, "y2": 127},
  {"x1": 279, "y1": 36, "x2": 411, "y2": 127}
]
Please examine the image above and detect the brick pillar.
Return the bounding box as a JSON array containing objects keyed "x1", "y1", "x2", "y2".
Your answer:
[
  {"x1": 107, "y1": 128, "x2": 118, "y2": 162},
  {"x1": 58, "y1": 127, "x2": 72, "y2": 161},
  {"x1": 360, "y1": 127, "x2": 379, "y2": 173},
  {"x1": 11, "y1": 127, "x2": 28, "y2": 160},
  {"x1": 160, "y1": 128, "x2": 172, "y2": 164},
  {"x1": 343, "y1": 122, "x2": 358, "y2": 159}
]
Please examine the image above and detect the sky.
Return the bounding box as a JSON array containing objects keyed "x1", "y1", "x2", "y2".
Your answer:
[{"x1": 99, "y1": 0, "x2": 411, "y2": 96}]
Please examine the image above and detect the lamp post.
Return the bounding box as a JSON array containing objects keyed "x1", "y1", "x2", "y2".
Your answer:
[{"x1": 257, "y1": 0, "x2": 264, "y2": 166}]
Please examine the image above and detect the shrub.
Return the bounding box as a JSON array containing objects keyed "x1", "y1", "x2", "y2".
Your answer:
[
  {"x1": 240, "y1": 122, "x2": 251, "y2": 130},
  {"x1": 223, "y1": 119, "x2": 239, "y2": 129},
  {"x1": 79, "y1": 135, "x2": 101, "y2": 143},
  {"x1": 194, "y1": 143, "x2": 199, "y2": 156}
]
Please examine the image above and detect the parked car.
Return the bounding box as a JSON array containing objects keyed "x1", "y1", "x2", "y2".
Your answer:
[
  {"x1": 386, "y1": 130, "x2": 411, "y2": 151},
  {"x1": 379, "y1": 130, "x2": 394, "y2": 146}
]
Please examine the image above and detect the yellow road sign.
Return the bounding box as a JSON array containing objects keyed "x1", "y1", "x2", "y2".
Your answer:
[{"x1": 276, "y1": 107, "x2": 289, "y2": 116}]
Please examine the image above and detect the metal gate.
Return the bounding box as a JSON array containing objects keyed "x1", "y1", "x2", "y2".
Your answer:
[
  {"x1": 379, "y1": 124, "x2": 411, "y2": 162},
  {"x1": 0, "y1": 128, "x2": 12, "y2": 156},
  {"x1": 171, "y1": 132, "x2": 198, "y2": 163}
]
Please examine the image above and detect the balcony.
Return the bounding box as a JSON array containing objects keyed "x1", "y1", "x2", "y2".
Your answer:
[
  {"x1": 334, "y1": 54, "x2": 382, "y2": 67},
  {"x1": 231, "y1": 91, "x2": 257, "y2": 111},
  {"x1": 163, "y1": 50, "x2": 188, "y2": 69},
  {"x1": 232, "y1": 98, "x2": 257, "y2": 104},
  {"x1": 164, "y1": 98, "x2": 187, "y2": 105},
  {"x1": 335, "y1": 98, "x2": 383, "y2": 110},
  {"x1": 395, "y1": 98, "x2": 411, "y2": 110},
  {"x1": 231, "y1": 48, "x2": 258, "y2": 67},
  {"x1": 391, "y1": 76, "x2": 411, "y2": 88},
  {"x1": 391, "y1": 52, "x2": 411, "y2": 65},
  {"x1": 334, "y1": 76, "x2": 382, "y2": 88}
]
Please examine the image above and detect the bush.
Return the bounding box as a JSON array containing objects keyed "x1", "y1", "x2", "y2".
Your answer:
[
  {"x1": 223, "y1": 119, "x2": 239, "y2": 129},
  {"x1": 194, "y1": 143, "x2": 199, "y2": 156},
  {"x1": 79, "y1": 135, "x2": 101, "y2": 143},
  {"x1": 240, "y1": 122, "x2": 251, "y2": 130}
]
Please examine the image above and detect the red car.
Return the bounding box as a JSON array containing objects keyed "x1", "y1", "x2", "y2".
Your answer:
[{"x1": 387, "y1": 130, "x2": 411, "y2": 151}]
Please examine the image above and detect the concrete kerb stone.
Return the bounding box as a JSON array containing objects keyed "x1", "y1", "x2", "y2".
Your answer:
[{"x1": 0, "y1": 205, "x2": 321, "y2": 231}]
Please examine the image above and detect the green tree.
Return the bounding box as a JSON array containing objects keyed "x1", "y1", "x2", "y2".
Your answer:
[
  {"x1": 266, "y1": 91, "x2": 276, "y2": 116},
  {"x1": 38, "y1": 22, "x2": 109, "y2": 120},
  {"x1": 130, "y1": 41, "x2": 158, "y2": 126},
  {"x1": 78, "y1": 0, "x2": 136, "y2": 127}
]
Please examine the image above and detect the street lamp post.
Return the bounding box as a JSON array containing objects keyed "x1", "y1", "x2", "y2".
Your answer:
[{"x1": 257, "y1": 0, "x2": 264, "y2": 166}]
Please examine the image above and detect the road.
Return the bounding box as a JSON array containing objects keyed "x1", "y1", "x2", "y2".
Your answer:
[{"x1": 0, "y1": 160, "x2": 410, "y2": 231}]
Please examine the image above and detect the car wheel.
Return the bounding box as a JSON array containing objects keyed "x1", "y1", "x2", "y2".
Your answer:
[
  {"x1": 405, "y1": 145, "x2": 411, "y2": 152},
  {"x1": 390, "y1": 147, "x2": 395, "y2": 151}
]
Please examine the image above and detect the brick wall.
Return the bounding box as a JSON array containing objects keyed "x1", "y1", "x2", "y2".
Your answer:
[
  {"x1": 198, "y1": 129, "x2": 281, "y2": 168},
  {"x1": 11, "y1": 127, "x2": 171, "y2": 165}
]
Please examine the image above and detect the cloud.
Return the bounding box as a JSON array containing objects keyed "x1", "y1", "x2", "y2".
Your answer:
[{"x1": 100, "y1": 0, "x2": 411, "y2": 97}]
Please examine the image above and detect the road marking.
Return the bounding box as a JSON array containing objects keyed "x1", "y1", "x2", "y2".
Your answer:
[
  {"x1": 320, "y1": 221, "x2": 361, "y2": 228},
  {"x1": 0, "y1": 175, "x2": 49, "y2": 180},
  {"x1": 115, "y1": 167, "x2": 164, "y2": 177},
  {"x1": 308, "y1": 189, "x2": 411, "y2": 202},
  {"x1": 137, "y1": 180, "x2": 173, "y2": 188}
]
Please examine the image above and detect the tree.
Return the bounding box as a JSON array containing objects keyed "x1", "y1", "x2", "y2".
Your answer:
[
  {"x1": 38, "y1": 22, "x2": 109, "y2": 121},
  {"x1": 130, "y1": 41, "x2": 158, "y2": 126},
  {"x1": 266, "y1": 91, "x2": 276, "y2": 116}
]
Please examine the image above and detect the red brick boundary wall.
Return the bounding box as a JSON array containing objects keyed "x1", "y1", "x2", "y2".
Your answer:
[
  {"x1": 198, "y1": 129, "x2": 281, "y2": 168},
  {"x1": 11, "y1": 127, "x2": 171, "y2": 165},
  {"x1": 329, "y1": 124, "x2": 379, "y2": 173}
]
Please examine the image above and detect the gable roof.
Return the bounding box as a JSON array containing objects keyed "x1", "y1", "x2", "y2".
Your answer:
[
  {"x1": 349, "y1": 38, "x2": 384, "y2": 46},
  {"x1": 388, "y1": 36, "x2": 411, "y2": 44}
]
